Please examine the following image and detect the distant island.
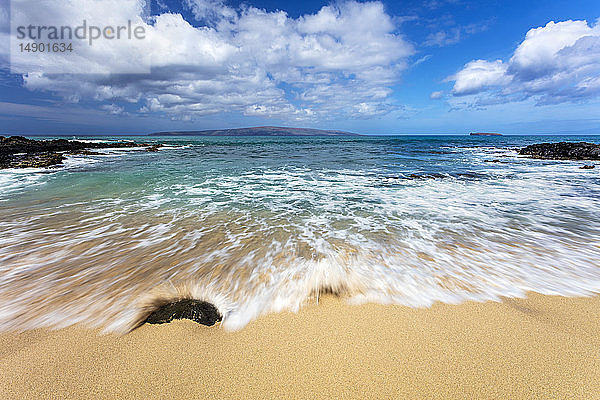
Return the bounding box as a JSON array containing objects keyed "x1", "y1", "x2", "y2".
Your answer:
[
  {"x1": 469, "y1": 132, "x2": 502, "y2": 136},
  {"x1": 150, "y1": 126, "x2": 359, "y2": 137}
]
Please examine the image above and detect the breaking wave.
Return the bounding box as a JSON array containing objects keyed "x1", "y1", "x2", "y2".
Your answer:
[{"x1": 0, "y1": 135, "x2": 599, "y2": 333}]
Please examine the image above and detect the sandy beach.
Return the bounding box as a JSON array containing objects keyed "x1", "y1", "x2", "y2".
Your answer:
[
  {"x1": 3, "y1": 0, "x2": 600, "y2": 397},
  {"x1": 0, "y1": 293, "x2": 599, "y2": 399}
]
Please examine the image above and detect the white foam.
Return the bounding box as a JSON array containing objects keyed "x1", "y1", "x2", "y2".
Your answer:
[{"x1": 1, "y1": 142, "x2": 599, "y2": 333}]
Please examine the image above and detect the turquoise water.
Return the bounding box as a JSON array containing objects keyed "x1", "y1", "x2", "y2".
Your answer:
[{"x1": 1, "y1": 135, "x2": 599, "y2": 332}]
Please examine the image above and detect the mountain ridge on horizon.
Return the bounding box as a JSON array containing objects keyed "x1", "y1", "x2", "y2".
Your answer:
[{"x1": 150, "y1": 126, "x2": 360, "y2": 137}]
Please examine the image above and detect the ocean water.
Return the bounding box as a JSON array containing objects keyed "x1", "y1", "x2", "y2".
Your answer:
[{"x1": 1, "y1": 135, "x2": 599, "y2": 332}]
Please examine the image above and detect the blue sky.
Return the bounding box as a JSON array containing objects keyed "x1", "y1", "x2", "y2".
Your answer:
[{"x1": 0, "y1": 0, "x2": 599, "y2": 135}]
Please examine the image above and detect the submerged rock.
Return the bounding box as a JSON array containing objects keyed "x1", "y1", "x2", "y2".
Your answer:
[
  {"x1": 145, "y1": 144, "x2": 163, "y2": 152},
  {"x1": 145, "y1": 299, "x2": 222, "y2": 326},
  {"x1": 519, "y1": 142, "x2": 600, "y2": 160},
  {"x1": 407, "y1": 172, "x2": 447, "y2": 180}
]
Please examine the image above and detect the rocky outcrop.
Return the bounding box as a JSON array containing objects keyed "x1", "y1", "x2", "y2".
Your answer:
[
  {"x1": 0, "y1": 136, "x2": 160, "y2": 169},
  {"x1": 70, "y1": 149, "x2": 103, "y2": 156},
  {"x1": 9, "y1": 152, "x2": 66, "y2": 169},
  {"x1": 145, "y1": 299, "x2": 222, "y2": 326},
  {"x1": 519, "y1": 142, "x2": 600, "y2": 160},
  {"x1": 145, "y1": 144, "x2": 163, "y2": 152}
]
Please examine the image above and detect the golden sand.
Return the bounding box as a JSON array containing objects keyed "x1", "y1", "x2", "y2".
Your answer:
[{"x1": 0, "y1": 293, "x2": 599, "y2": 399}]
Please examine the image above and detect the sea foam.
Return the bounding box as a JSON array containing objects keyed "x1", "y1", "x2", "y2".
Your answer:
[{"x1": 0, "y1": 136, "x2": 599, "y2": 333}]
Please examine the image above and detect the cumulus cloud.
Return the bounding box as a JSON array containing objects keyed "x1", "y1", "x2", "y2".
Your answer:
[
  {"x1": 9, "y1": 0, "x2": 151, "y2": 74},
  {"x1": 11, "y1": 0, "x2": 414, "y2": 121},
  {"x1": 448, "y1": 19, "x2": 600, "y2": 105},
  {"x1": 450, "y1": 59, "x2": 510, "y2": 95}
]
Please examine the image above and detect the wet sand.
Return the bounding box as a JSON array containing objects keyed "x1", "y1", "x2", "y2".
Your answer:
[{"x1": 0, "y1": 293, "x2": 599, "y2": 399}]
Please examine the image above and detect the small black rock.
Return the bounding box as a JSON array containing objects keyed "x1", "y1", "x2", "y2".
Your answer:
[
  {"x1": 145, "y1": 144, "x2": 163, "y2": 152},
  {"x1": 407, "y1": 172, "x2": 446, "y2": 180},
  {"x1": 145, "y1": 299, "x2": 222, "y2": 326}
]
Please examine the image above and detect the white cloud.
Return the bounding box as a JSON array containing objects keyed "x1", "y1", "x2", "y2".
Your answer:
[
  {"x1": 425, "y1": 29, "x2": 461, "y2": 47},
  {"x1": 425, "y1": 23, "x2": 488, "y2": 47},
  {"x1": 509, "y1": 20, "x2": 593, "y2": 78},
  {"x1": 185, "y1": 0, "x2": 237, "y2": 24},
  {"x1": 0, "y1": 2, "x2": 11, "y2": 63},
  {"x1": 9, "y1": 0, "x2": 151, "y2": 74},
  {"x1": 430, "y1": 90, "x2": 443, "y2": 99},
  {"x1": 101, "y1": 104, "x2": 125, "y2": 115},
  {"x1": 412, "y1": 54, "x2": 432, "y2": 67},
  {"x1": 449, "y1": 19, "x2": 600, "y2": 105},
  {"x1": 13, "y1": 0, "x2": 414, "y2": 122},
  {"x1": 450, "y1": 59, "x2": 510, "y2": 95}
]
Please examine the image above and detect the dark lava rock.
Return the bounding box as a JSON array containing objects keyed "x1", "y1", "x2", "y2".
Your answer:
[
  {"x1": 11, "y1": 152, "x2": 65, "y2": 168},
  {"x1": 392, "y1": 171, "x2": 484, "y2": 181},
  {"x1": 519, "y1": 142, "x2": 600, "y2": 160},
  {"x1": 455, "y1": 171, "x2": 485, "y2": 180},
  {"x1": 145, "y1": 299, "x2": 222, "y2": 326},
  {"x1": 580, "y1": 164, "x2": 596, "y2": 169},
  {"x1": 145, "y1": 144, "x2": 163, "y2": 152},
  {"x1": 407, "y1": 172, "x2": 447, "y2": 180},
  {"x1": 70, "y1": 149, "x2": 103, "y2": 156},
  {"x1": 0, "y1": 136, "x2": 159, "y2": 169}
]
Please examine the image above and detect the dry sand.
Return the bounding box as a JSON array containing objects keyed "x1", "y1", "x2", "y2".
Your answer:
[{"x1": 0, "y1": 293, "x2": 599, "y2": 399}]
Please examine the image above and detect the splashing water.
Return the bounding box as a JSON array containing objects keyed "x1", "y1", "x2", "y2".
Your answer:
[{"x1": 1, "y1": 135, "x2": 599, "y2": 332}]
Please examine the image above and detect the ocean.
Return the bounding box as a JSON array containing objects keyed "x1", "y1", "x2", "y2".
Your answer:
[{"x1": 1, "y1": 135, "x2": 599, "y2": 332}]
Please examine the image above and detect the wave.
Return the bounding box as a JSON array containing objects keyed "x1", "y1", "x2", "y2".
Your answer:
[
  {"x1": 1, "y1": 140, "x2": 599, "y2": 333},
  {"x1": 0, "y1": 207, "x2": 599, "y2": 334}
]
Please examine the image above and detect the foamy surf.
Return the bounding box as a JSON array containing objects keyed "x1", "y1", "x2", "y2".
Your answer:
[{"x1": 0, "y1": 135, "x2": 599, "y2": 333}]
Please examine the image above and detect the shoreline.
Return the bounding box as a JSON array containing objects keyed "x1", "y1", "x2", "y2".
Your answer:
[{"x1": 1, "y1": 292, "x2": 599, "y2": 399}]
